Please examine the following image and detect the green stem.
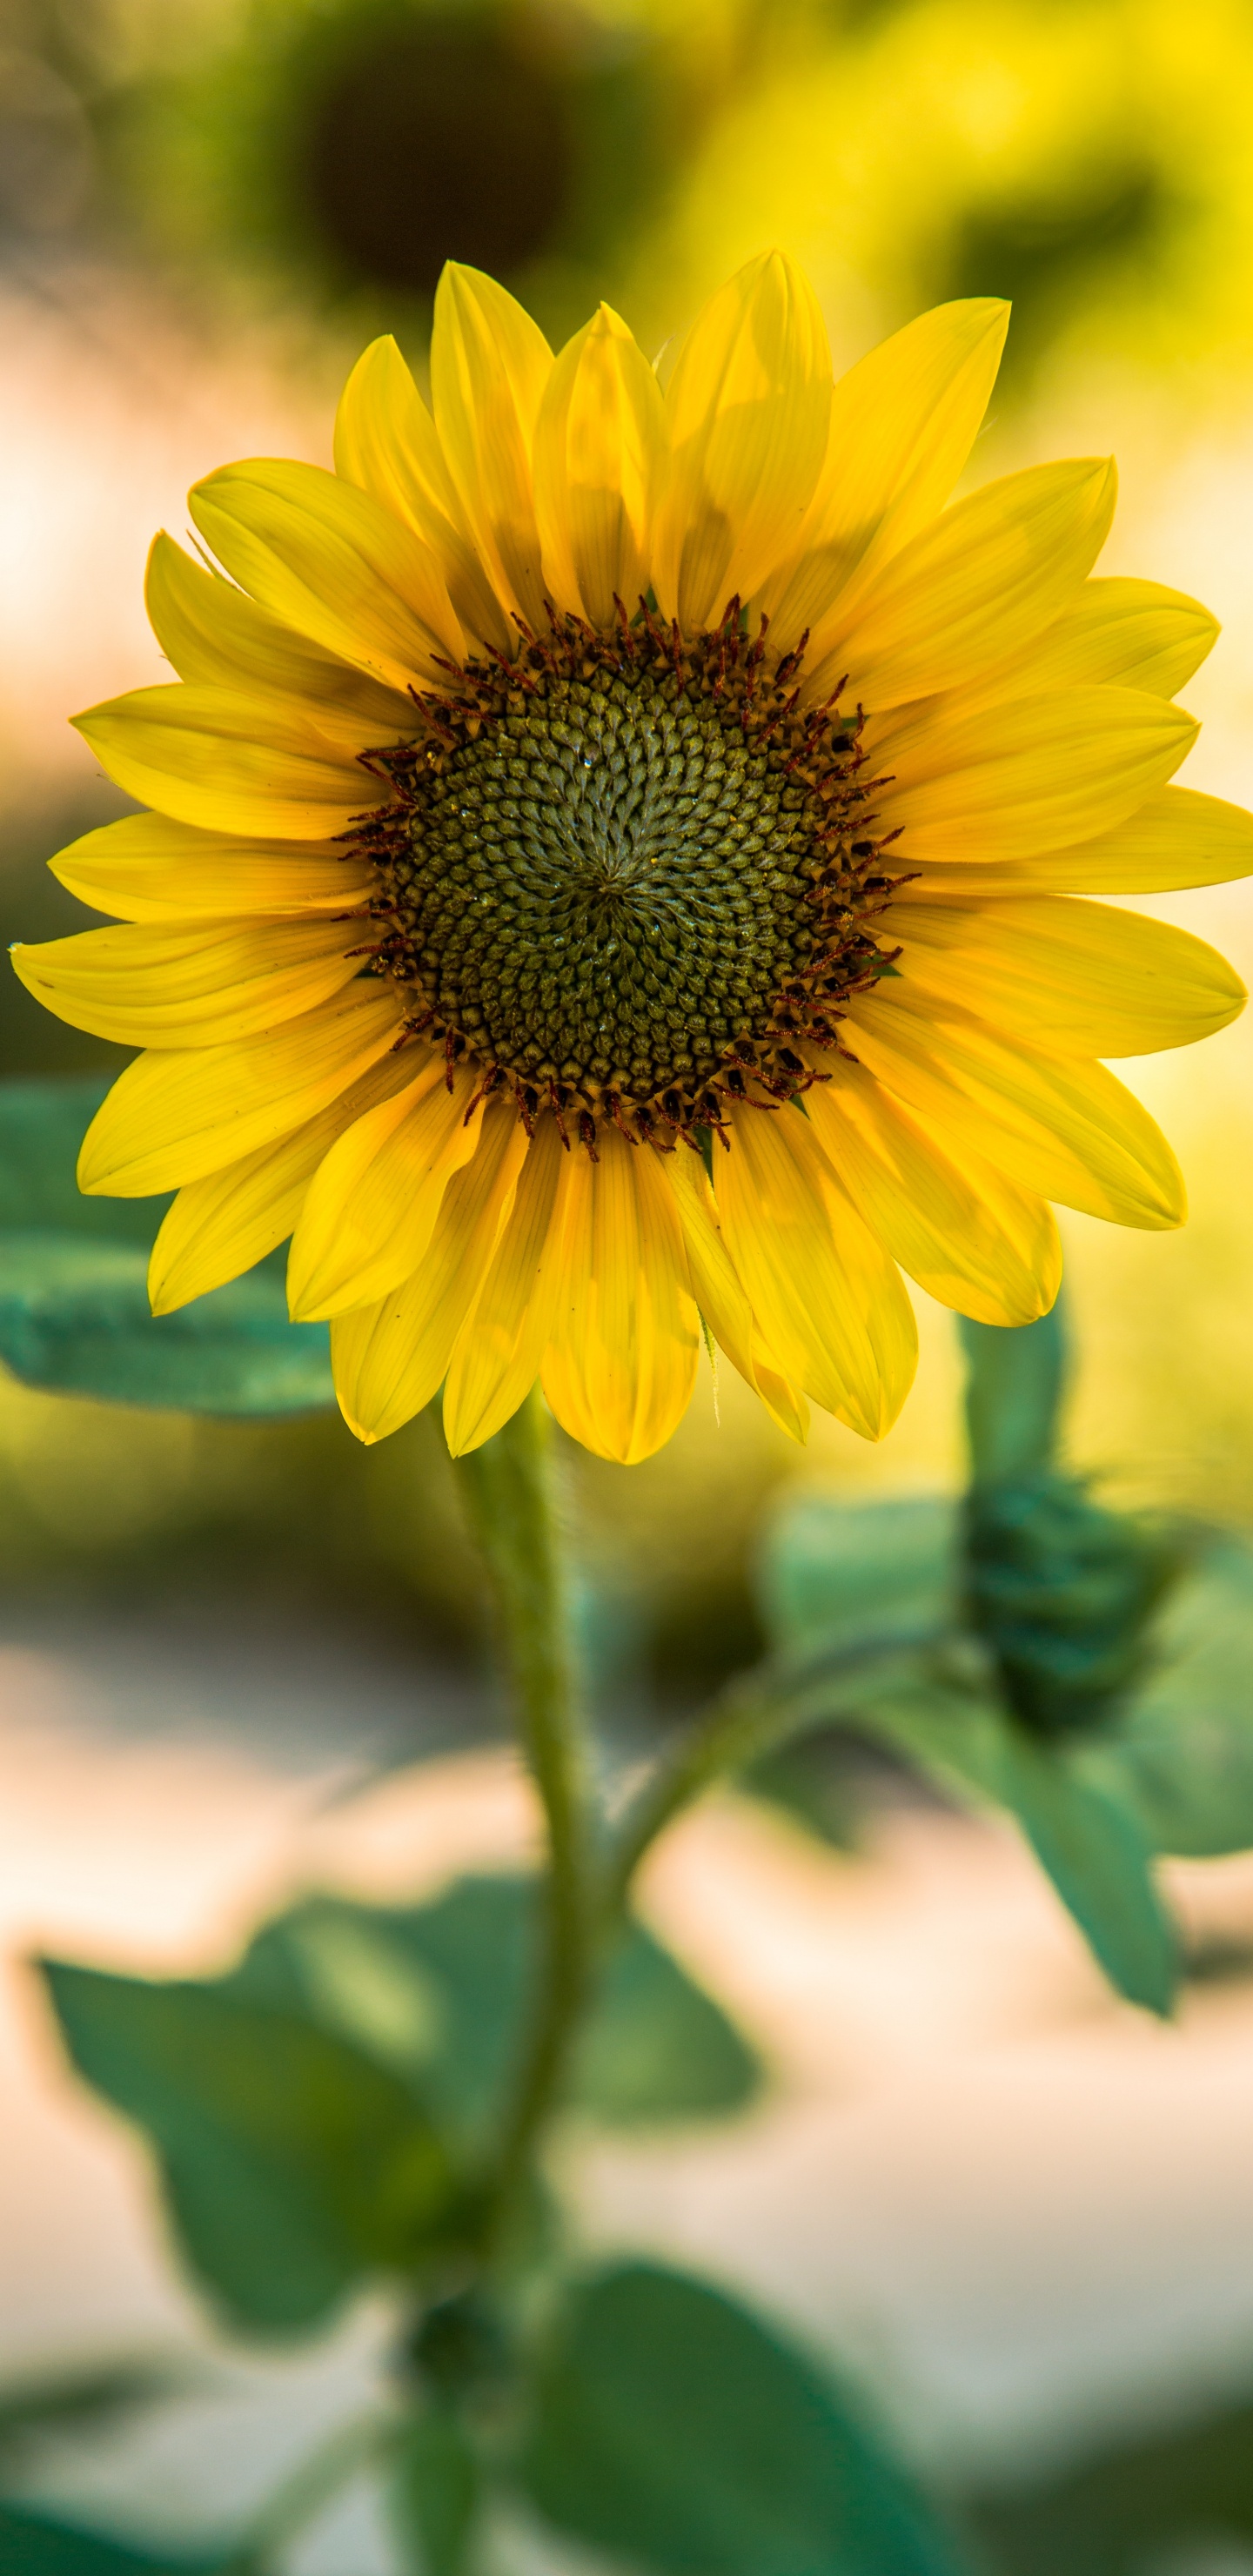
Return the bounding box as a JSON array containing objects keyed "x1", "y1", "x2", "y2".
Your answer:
[
  {"x1": 455, "y1": 1384, "x2": 591, "y2": 2241},
  {"x1": 606, "y1": 1632, "x2": 947, "y2": 1910},
  {"x1": 608, "y1": 1673, "x2": 787, "y2": 1907},
  {"x1": 224, "y1": 2412, "x2": 392, "y2": 2573}
]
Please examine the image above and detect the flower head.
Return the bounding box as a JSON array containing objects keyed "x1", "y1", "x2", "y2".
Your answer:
[{"x1": 15, "y1": 254, "x2": 1249, "y2": 1462}]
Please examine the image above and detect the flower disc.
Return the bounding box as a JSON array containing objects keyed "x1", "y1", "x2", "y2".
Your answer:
[{"x1": 362, "y1": 614, "x2": 895, "y2": 1137}]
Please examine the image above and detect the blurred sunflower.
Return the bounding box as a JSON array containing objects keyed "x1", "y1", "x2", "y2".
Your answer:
[{"x1": 13, "y1": 254, "x2": 1249, "y2": 1463}]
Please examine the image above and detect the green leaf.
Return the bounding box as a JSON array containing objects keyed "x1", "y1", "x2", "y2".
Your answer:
[
  {"x1": 756, "y1": 1479, "x2": 1177, "y2": 2009},
  {"x1": 0, "y1": 2358, "x2": 185, "y2": 2465},
  {"x1": 0, "y1": 1233, "x2": 334, "y2": 1417},
  {"x1": 230, "y1": 1877, "x2": 761, "y2": 2149},
  {"x1": 741, "y1": 1736, "x2": 861, "y2": 1851},
  {"x1": 1000, "y1": 1733, "x2": 1177, "y2": 2011},
  {"x1": 0, "y1": 2506, "x2": 217, "y2": 2575},
  {"x1": 964, "y1": 2387, "x2": 1253, "y2": 2576},
  {"x1": 391, "y1": 2411, "x2": 480, "y2": 2576},
  {"x1": 0, "y1": 1080, "x2": 164, "y2": 1242},
  {"x1": 959, "y1": 1303, "x2": 1068, "y2": 1486},
  {"x1": 758, "y1": 1493, "x2": 959, "y2": 1662},
  {"x1": 40, "y1": 1961, "x2": 455, "y2": 2334},
  {"x1": 751, "y1": 1487, "x2": 966, "y2": 1846},
  {"x1": 0, "y1": 1077, "x2": 333, "y2": 1418},
  {"x1": 517, "y1": 2261, "x2": 972, "y2": 2576},
  {"x1": 855, "y1": 1667, "x2": 1178, "y2": 2015},
  {"x1": 576, "y1": 1916, "x2": 761, "y2": 2123},
  {"x1": 1096, "y1": 1533, "x2": 1253, "y2": 1855}
]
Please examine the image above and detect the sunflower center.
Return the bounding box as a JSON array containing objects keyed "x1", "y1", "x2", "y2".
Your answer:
[{"x1": 356, "y1": 612, "x2": 899, "y2": 1140}]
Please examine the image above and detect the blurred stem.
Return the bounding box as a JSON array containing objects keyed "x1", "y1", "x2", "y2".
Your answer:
[
  {"x1": 224, "y1": 2411, "x2": 392, "y2": 2573},
  {"x1": 960, "y1": 1291, "x2": 1069, "y2": 1487},
  {"x1": 607, "y1": 1672, "x2": 788, "y2": 1907},
  {"x1": 455, "y1": 1384, "x2": 591, "y2": 2244},
  {"x1": 606, "y1": 1635, "x2": 928, "y2": 1910}
]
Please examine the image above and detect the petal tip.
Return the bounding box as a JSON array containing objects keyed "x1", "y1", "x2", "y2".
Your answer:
[{"x1": 75, "y1": 1146, "x2": 111, "y2": 1197}]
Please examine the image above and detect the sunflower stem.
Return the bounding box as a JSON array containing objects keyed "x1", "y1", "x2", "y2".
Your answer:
[
  {"x1": 455, "y1": 1384, "x2": 592, "y2": 2245},
  {"x1": 605, "y1": 1631, "x2": 947, "y2": 1911},
  {"x1": 606, "y1": 1667, "x2": 809, "y2": 1910},
  {"x1": 222, "y1": 2411, "x2": 394, "y2": 2572}
]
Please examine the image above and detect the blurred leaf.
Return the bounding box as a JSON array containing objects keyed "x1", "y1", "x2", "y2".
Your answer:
[
  {"x1": 0, "y1": 1078, "x2": 333, "y2": 1418},
  {"x1": 40, "y1": 1962, "x2": 455, "y2": 2335},
  {"x1": 997, "y1": 1733, "x2": 1177, "y2": 2012},
  {"x1": 758, "y1": 1493, "x2": 959, "y2": 1662},
  {"x1": 230, "y1": 1882, "x2": 519, "y2": 2154},
  {"x1": 230, "y1": 1900, "x2": 449, "y2": 2080},
  {"x1": 517, "y1": 2261, "x2": 972, "y2": 2576},
  {"x1": 1180, "y1": 1929, "x2": 1253, "y2": 1984},
  {"x1": 0, "y1": 1233, "x2": 334, "y2": 1418},
  {"x1": 943, "y1": 166, "x2": 1178, "y2": 390},
  {"x1": 965, "y1": 2387, "x2": 1253, "y2": 2576},
  {"x1": 577, "y1": 1915, "x2": 760, "y2": 2123},
  {"x1": 0, "y1": 2505, "x2": 218, "y2": 2574},
  {"x1": 231, "y1": 1876, "x2": 761, "y2": 2149},
  {"x1": 0, "y1": 1081, "x2": 163, "y2": 1242},
  {"x1": 1096, "y1": 1533, "x2": 1253, "y2": 1855},
  {"x1": 748, "y1": 1483, "x2": 959, "y2": 1848},
  {"x1": 740, "y1": 1734, "x2": 861, "y2": 1852},
  {"x1": 392, "y1": 2411, "x2": 480, "y2": 2576},
  {"x1": 758, "y1": 1463, "x2": 1178, "y2": 2008},
  {"x1": 0, "y1": 2358, "x2": 188, "y2": 2470},
  {"x1": 959, "y1": 1307, "x2": 1068, "y2": 1487},
  {"x1": 859, "y1": 1669, "x2": 1178, "y2": 2015}
]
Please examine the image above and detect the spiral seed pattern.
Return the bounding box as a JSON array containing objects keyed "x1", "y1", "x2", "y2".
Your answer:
[
  {"x1": 353, "y1": 609, "x2": 897, "y2": 1140},
  {"x1": 383, "y1": 668, "x2": 817, "y2": 1097}
]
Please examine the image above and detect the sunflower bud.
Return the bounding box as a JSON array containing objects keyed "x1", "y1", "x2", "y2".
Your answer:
[{"x1": 963, "y1": 1467, "x2": 1178, "y2": 1737}]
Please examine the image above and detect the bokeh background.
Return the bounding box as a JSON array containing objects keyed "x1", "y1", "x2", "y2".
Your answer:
[{"x1": 5, "y1": 1, "x2": 1253, "y2": 2566}]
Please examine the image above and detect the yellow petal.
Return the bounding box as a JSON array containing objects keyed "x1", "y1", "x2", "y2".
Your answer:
[
  {"x1": 714, "y1": 1102, "x2": 916, "y2": 1439},
  {"x1": 868, "y1": 581, "x2": 1221, "y2": 790},
  {"x1": 845, "y1": 985, "x2": 1184, "y2": 1229},
  {"x1": 77, "y1": 982, "x2": 405, "y2": 1196},
  {"x1": 955, "y1": 576, "x2": 1219, "y2": 714},
  {"x1": 876, "y1": 687, "x2": 1197, "y2": 864},
  {"x1": 189, "y1": 458, "x2": 463, "y2": 693},
  {"x1": 828, "y1": 458, "x2": 1116, "y2": 714},
  {"x1": 287, "y1": 1057, "x2": 484, "y2": 1320},
  {"x1": 11, "y1": 918, "x2": 367, "y2": 1048},
  {"x1": 50, "y1": 812, "x2": 374, "y2": 922},
  {"x1": 145, "y1": 532, "x2": 417, "y2": 743},
  {"x1": 651, "y1": 250, "x2": 832, "y2": 633},
  {"x1": 975, "y1": 785, "x2": 1253, "y2": 897},
  {"x1": 803, "y1": 1055, "x2": 1061, "y2": 1327},
  {"x1": 754, "y1": 299, "x2": 1008, "y2": 659},
  {"x1": 443, "y1": 1112, "x2": 572, "y2": 1455},
  {"x1": 73, "y1": 684, "x2": 383, "y2": 841},
  {"x1": 332, "y1": 1099, "x2": 529, "y2": 1444},
  {"x1": 533, "y1": 305, "x2": 668, "y2": 629},
  {"x1": 333, "y1": 336, "x2": 513, "y2": 655},
  {"x1": 890, "y1": 895, "x2": 1246, "y2": 1057},
  {"x1": 667, "y1": 1144, "x2": 809, "y2": 1441},
  {"x1": 540, "y1": 1128, "x2": 700, "y2": 1464},
  {"x1": 430, "y1": 264, "x2": 553, "y2": 636},
  {"x1": 148, "y1": 1048, "x2": 420, "y2": 1311}
]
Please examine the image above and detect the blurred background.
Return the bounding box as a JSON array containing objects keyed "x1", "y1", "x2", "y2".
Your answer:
[{"x1": 5, "y1": 0, "x2": 1253, "y2": 2566}]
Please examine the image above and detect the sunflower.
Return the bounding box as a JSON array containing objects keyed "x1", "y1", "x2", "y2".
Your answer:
[{"x1": 14, "y1": 255, "x2": 1250, "y2": 1463}]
